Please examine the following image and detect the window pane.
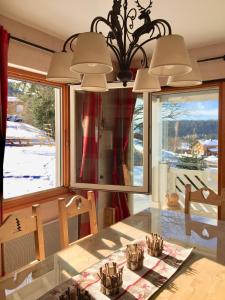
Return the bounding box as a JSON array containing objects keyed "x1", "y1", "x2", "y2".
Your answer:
[
  {"x1": 3, "y1": 79, "x2": 61, "y2": 198},
  {"x1": 152, "y1": 88, "x2": 219, "y2": 217},
  {"x1": 132, "y1": 96, "x2": 144, "y2": 186},
  {"x1": 73, "y1": 89, "x2": 146, "y2": 189}
]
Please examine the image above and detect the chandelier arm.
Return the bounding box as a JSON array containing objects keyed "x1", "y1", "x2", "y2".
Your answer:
[
  {"x1": 91, "y1": 16, "x2": 124, "y2": 65},
  {"x1": 123, "y1": 1, "x2": 128, "y2": 64},
  {"x1": 114, "y1": 13, "x2": 126, "y2": 60},
  {"x1": 153, "y1": 19, "x2": 172, "y2": 35},
  {"x1": 106, "y1": 37, "x2": 123, "y2": 66},
  {"x1": 126, "y1": 27, "x2": 154, "y2": 67},
  {"x1": 69, "y1": 36, "x2": 78, "y2": 52},
  {"x1": 91, "y1": 16, "x2": 107, "y2": 31},
  {"x1": 127, "y1": 18, "x2": 172, "y2": 67},
  {"x1": 105, "y1": 31, "x2": 123, "y2": 66},
  {"x1": 62, "y1": 33, "x2": 79, "y2": 52},
  {"x1": 127, "y1": 36, "x2": 158, "y2": 67},
  {"x1": 154, "y1": 21, "x2": 168, "y2": 37},
  {"x1": 126, "y1": 8, "x2": 137, "y2": 35},
  {"x1": 133, "y1": 44, "x2": 148, "y2": 68},
  {"x1": 138, "y1": 45, "x2": 149, "y2": 67},
  {"x1": 117, "y1": 14, "x2": 125, "y2": 31}
]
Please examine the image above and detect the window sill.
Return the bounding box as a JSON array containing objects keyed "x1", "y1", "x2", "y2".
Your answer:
[{"x1": 3, "y1": 187, "x2": 71, "y2": 214}]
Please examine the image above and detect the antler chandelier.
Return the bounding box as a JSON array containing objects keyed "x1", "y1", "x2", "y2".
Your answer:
[{"x1": 47, "y1": 0, "x2": 202, "y2": 91}]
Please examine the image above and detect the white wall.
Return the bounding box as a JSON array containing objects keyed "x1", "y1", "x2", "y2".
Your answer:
[
  {"x1": 0, "y1": 15, "x2": 63, "y2": 73},
  {"x1": 1, "y1": 14, "x2": 225, "y2": 79}
]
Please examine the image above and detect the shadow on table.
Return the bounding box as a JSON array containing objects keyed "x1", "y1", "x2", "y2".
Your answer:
[{"x1": 150, "y1": 252, "x2": 201, "y2": 299}]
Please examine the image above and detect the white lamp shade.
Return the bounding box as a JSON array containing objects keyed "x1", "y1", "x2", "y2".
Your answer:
[
  {"x1": 167, "y1": 58, "x2": 202, "y2": 87},
  {"x1": 149, "y1": 34, "x2": 192, "y2": 77},
  {"x1": 133, "y1": 68, "x2": 161, "y2": 93},
  {"x1": 46, "y1": 52, "x2": 81, "y2": 83},
  {"x1": 70, "y1": 32, "x2": 113, "y2": 74},
  {"x1": 81, "y1": 74, "x2": 108, "y2": 92}
]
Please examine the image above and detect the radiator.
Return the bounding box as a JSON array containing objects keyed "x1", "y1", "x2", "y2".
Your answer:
[{"x1": 2, "y1": 216, "x2": 78, "y2": 274}]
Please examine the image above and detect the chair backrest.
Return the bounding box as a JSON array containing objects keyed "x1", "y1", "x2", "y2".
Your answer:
[
  {"x1": 0, "y1": 204, "x2": 45, "y2": 275},
  {"x1": 184, "y1": 184, "x2": 225, "y2": 220},
  {"x1": 0, "y1": 204, "x2": 45, "y2": 299},
  {"x1": 58, "y1": 191, "x2": 98, "y2": 248},
  {"x1": 185, "y1": 214, "x2": 218, "y2": 238}
]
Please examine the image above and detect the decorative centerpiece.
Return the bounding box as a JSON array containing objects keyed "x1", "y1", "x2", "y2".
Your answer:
[
  {"x1": 126, "y1": 244, "x2": 144, "y2": 271},
  {"x1": 166, "y1": 192, "x2": 180, "y2": 208},
  {"x1": 146, "y1": 234, "x2": 164, "y2": 257},
  {"x1": 98, "y1": 262, "x2": 123, "y2": 296}
]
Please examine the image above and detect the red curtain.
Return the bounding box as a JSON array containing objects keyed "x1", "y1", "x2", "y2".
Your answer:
[
  {"x1": 112, "y1": 89, "x2": 136, "y2": 221},
  {"x1": 78, "y1": 92, "x2": 101, "y2": 237},
  {"x1": 0, "y1": 26, "x2": 9, "y2": 225}
]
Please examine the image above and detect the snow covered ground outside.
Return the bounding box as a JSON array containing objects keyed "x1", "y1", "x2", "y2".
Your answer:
[
  {"x1": 4, "y1": 145, "x2": 142, "y2": 199},
  {"x1": 133, "y1": 166, "x2": 143, "y2": 186},
  {"x1": 3, "y1": 145, "x2": 56, "y2": 198}
]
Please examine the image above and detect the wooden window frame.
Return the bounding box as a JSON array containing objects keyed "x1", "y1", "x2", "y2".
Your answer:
[
  {"x1": 3, "y1": 67, "x2": 70, "y2": 213},
  {"x1": 159, "y1": 80, "x2": 225, "y2": 194},
  {"x1": 4, "y1": 74, "x2": 225, "y2": 212}
]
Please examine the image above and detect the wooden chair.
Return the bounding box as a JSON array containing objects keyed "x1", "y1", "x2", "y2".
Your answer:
[
  {"x1": 184, "y1": 184, "x2": 225, "y2": 220},
  {"x1": 58, "y1": 191, "x2": 98, "y2": 249},
  {"x1": 0, "y1": 204, "x2": 45, "y2": 299}
]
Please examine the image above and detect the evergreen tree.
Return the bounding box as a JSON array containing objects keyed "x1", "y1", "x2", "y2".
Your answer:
[{"x1": 8, "y1": 81, "x2": 55, "y2": 138}]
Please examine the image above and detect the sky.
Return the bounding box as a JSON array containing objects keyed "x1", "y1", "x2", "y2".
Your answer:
[{"x1": 162, "y1": 100, "x2": 218, "y2": 121}]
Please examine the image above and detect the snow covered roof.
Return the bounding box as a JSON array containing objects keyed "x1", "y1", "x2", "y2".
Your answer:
[
  {"x1": 208, "y1": 147, "x2": 218, "y2": 152},
  {"x1": 178, "y1": 142, "x2": 190, "y2": 150},
  {"x1": 198, "y1": 139, "x2": 218, "y2": 146},
  {"x1": 204, "y1": 155, "x2": 218, "y2": 162},
  {"x1": 8, "y1": 96, "x2": 23, "y2": 103},
  {"x1": 6, "y1": 121, "x2": 53, "y2": 141}
]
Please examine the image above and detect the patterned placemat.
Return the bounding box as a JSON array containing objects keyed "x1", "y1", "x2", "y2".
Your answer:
[{"x1": 39, "y1": 238, "x2": 192, "y2": 300}]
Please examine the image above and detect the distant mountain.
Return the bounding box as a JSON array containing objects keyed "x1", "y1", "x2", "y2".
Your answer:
[{"x1": 163, "y1": 120, "x2": 218, "y2": 138}]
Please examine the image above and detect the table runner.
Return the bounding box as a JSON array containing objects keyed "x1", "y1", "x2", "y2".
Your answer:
[
  {"x1": 39, "y1": 238, "x2": 192, "y2": 299},
  {"x1": 74, "y1": 239, "x2": 192, "y2": 299}
]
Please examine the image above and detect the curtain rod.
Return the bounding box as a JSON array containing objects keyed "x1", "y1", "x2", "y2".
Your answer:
[
  {"x1": 10, "y1": 35, "x2": 55, "y2": 53},
  {"x1": 10, "y1": 35, "x2": 225, "y2": 62},
  {"x1": 198, "y1": 55, "x2": 225, "y2": 63}
]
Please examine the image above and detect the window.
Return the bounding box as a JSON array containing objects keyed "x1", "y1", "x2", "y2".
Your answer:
[
  {"x1": 3, "y1": 77, "x2": 62, "y2": 199},
  {"x1": 70, "y1": 85, "x2": 150, "y2": 193},
  {"x1": 152, "y1": 88, "x2": 219, "y2": 217}
]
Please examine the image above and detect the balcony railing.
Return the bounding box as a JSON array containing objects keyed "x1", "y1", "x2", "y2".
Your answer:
[{"x1": 159, "y1": 162, "x2": 218, "y2": 217}]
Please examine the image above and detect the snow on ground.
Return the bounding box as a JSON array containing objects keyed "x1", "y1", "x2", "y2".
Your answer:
[
  {"x1": 133, "y1": 166, "x2": 143, "y2": 186},
  {"x1": 6, "y1": 121, "x2": 53, "y2": 141},
  {"x1": 3, "y1": 145, "x2": 56, "y2": 199}
]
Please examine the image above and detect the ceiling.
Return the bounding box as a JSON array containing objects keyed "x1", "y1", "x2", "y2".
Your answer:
[{"x1": 1, "y1": 0, "x2": 225, "y2": 50}]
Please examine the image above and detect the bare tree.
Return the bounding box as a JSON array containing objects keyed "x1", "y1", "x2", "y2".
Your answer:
[
  {"x1": 161, "y1": 102, "x2": 190, "y2": 120},
  {"x1": 162, "y1": 102, "x2": 190, "y2": 152}
]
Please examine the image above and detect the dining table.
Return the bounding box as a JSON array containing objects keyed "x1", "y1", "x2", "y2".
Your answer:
[{"x1": 5, "y1": 207, "x2": 225, "y2": 299}]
